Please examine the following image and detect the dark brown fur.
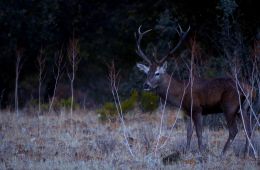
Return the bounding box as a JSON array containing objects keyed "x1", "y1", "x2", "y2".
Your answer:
[{"x1": 154, "y1": 72, "x2": 255, "y2": 155}]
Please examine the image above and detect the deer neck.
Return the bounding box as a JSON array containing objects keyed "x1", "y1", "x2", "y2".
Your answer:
[{"x1": 156, "y1": 73, "x2": 186, "y2": 107}]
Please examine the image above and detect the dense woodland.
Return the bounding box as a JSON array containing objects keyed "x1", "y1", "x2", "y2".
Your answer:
[{"x1": 0, "y1": 0, "x2": 260, "y2": 109}]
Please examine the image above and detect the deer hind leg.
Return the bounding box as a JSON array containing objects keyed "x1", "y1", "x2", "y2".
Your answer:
[
  {"x1": 186, "y1": 117, "x2": 193, "y2": 152},
  {"x1": 192, "y1": 111, "x2": 203, "y2": 153},
  {"x1": 222, "y1": 112, "x2": 238, "y2": 155}
]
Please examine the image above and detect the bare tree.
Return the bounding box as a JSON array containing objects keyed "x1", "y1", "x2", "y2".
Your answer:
[
  {"x1": 107, "y1": 61, "x2": 135, "y2": 158},
  {"x1": 15, "y1": 49, "x2": 23, "y2": 116},
  {"x1": 49, "y1": 50, "x2": 65, "y2": 112},
  {"x1": 233, "y1": 66, "x2": 258, "y2": 159},
  {"x1": 67, "y1": 37, "x2": 80, "y2": 117},
  {"x1": 37, "y1": 48, "x2": 46, "y2": 115}
]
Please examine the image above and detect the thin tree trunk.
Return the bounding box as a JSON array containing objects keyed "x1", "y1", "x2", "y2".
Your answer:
[
  {"x1": 15, "y1": 71, "x2": 19, "y2": 115},
  {"x1": 67, "y1": 37, "x2": 79, "y2": 118},
  {"x1": 37, "y1": 49, "x2": 46, "y2": 116},
  {"x1": 67, "y1": 37, "x2": 80, "y2": 136},
  {"x1": 49, "y1": 51, "x2": 64, "y2": 112},
  {"x1": 38, "y1": 80, "x2": 41, "y2": 115},
  {"x1": 15, "y1": 52, "x2": 21, "y2": 116},
  {"x1": 70, "y1": 51, "x2": 75, "y2": 118},
  {"x1": 70, "y1": 77, "x2": 74, "y2": 118},
  {"x1": 49, "y1": 76, "x2": 58, "y2": 112}
]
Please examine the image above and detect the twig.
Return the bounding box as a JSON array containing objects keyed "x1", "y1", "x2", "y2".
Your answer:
[
  {"x1": 67, "y1": 37, "x2": 80, "y2": 122},
  {"x1": 15, "y1": 49, "x2": 23, "y2": 116},
  {"x1": 49, "y1": 50, "x2": 65, "y2": 112},
  {"x1": 157, "y1": 78, "x2": 190, "y2": 150},
  {"x1": 37, "y1": 48, "x2": 46, "y2": 116},
  {"x1": 234, "y1": 67, "x2": 258, "y2": 159},
  {"x1": 154, "y1": 72, "x2": 173, "y2": 155},
  {"x1": 107, "y1": 62, "x2": 135, "y2": 158}
]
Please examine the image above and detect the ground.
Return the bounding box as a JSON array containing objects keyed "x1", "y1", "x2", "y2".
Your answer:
[{"x1": 0, "y1": 109, "x2": 259, "y2": 169}]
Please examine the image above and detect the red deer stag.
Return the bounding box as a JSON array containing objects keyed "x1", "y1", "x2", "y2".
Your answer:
[{"x1": 135, "y1": 25, "x2": 260, "y2": 156}]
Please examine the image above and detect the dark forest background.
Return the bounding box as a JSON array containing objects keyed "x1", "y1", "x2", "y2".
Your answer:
[{"x1": 0, "y1": 0, "x2": 260, "y2": 110}]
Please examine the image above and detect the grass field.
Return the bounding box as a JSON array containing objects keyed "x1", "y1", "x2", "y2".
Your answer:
[{"x1": 0, "y1": 109, "x2": 260, "y2": 169}]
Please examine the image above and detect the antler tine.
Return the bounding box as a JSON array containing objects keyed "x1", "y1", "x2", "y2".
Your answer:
[
  {"x1": 152, "y1": 46, "x2": 161, "y2": 64},
  {"x1": 177, "y1": 24, "x2": 183, "y2": 35},
  {"x1": 135, "y1": 25, "x2": 152, "y2": 65},
  {"x1": 158, "y1": 25, "x2": 190, "y2": 64},
  {"x1": 139, "y1": 26, "x2": 152, "y2": 35},
  {"x1": 175, "y1": 24, "x2": 181, "y2": 36}
]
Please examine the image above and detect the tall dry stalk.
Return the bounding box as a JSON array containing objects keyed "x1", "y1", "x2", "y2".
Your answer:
[
  {"x1": 67, "y1": 37, "x2": 80, "y2": 118},
  {"x1": 107, "y1": 61, "x2": 135, "y2": 158},
  {"x1": 251, "y1": 40, "x2": 260, "y2": 129},
  {"x1": 49, "y1": 50, "x2": 65, "y2": 112},
  {"x1": 222, "y1": 34, "x2": 260, "y2": 158},
  {"x1": 188, "y1": 37, "x2": 197, "y2": 149},
  {"x1": 15, "y1": 49, "x2": 23, "y2": 116},
  {"x1": 233, "y1": 67, "x2": 258, "y2": 159},
  {"x1": 154, "y1": 38, "x2": 199, "y2": 153},
  {"x1": 37, "y1": 48, "x2": 46, "y2": 116},
  {"x1": 154, "y1": 72, "x2": 173, "y2": 155}
]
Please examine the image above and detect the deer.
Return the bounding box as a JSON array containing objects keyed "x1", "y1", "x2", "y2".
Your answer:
[{"x1": 135, "y1": 25, "x2": 260, "y2": 156}]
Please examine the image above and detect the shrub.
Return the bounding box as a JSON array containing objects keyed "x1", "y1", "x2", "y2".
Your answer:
[
  {"x1": 54, "y1": 97, "x2": 80, "y2": 110},
  {"x1": 98, "y1": 90, "x2": 159, "y2": 121},
  {"x1": 26, "y1": 99, "x2": 49, "y2": 112},
  {"x1": 121, "y1": 90, "x2": 138, "y2": 112},
  {"x1": 98, "y1": 90, "x2": 138, "y2": 121},
  {"x1": 140, "y1": 91, "x2": 159, "y2": 112},
  {"x1": 97, "y1": 102, "x2": 117, "y2": 121},
  {"x1": 40, "y1": 103, "x2": 49, "y2": 111}
]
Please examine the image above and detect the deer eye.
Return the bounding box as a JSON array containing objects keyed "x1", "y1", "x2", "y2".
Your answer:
[{"x1": 155, "y1": 72, "x2": 160, "y2": 76}]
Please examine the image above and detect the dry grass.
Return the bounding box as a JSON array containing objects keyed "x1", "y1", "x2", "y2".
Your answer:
[{"x1": 0, "y1": 109, "x2": 259, "y2": 169}]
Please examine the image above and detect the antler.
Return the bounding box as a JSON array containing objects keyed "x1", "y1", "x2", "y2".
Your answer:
[
  {"x1": 135, "y1": 25, "x2": 152, "y2": 65},
  {"x1": 158, "y1": 24, "x2": 190, "y2": 64}
]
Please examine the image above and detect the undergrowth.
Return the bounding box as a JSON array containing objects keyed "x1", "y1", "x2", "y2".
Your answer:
[{"x1": 98, "y1": 90, "x2": 159, "y2": 121}]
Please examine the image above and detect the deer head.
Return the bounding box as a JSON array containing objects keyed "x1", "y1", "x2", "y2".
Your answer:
[
  {"x1": 135, "y1": 25, "x2": 190, "y2": 90},
  {"x1": 137, "y1": 61, "x2": 167, "y2": 90}
]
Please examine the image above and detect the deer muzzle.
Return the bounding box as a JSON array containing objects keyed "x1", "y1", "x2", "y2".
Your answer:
[{"x1": 143, "y1": 82, "x2": 152, "y2": 91}]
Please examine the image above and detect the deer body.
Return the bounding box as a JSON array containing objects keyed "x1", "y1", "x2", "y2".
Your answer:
[
  {"x1": 157, "y1": 75, "x2": 242, "y2": 115},
  {"x1": 138, "y1": 62, "x2": 255, "y2": 154},
  {"x1": 134, "y1": 25, "x2": 259, "y2": 155}
]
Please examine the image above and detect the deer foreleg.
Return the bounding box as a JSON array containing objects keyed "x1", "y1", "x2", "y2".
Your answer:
[
  {"x1": 186, "y1": 117, "x2": 193, "y2": 151},
  {"x1": 193, "y1": 111, "x2": 203, "y2": 152}
]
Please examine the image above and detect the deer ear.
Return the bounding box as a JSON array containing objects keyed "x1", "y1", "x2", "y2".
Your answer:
[
  {"x1": 160, "y1": 61, "x2": 167, "y2": 73},
  {"x1": 136, "y1": 63, "x2": 149, "y2": 74}
]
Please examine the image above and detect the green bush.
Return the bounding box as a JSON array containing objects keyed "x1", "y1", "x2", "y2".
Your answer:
[
  {"x1": 98, "y1": 102, "x2": 117, "y2": 121},
  {"x1": 26, "y1": 99, "x2": 49, "y2": 112},
  {"x1": 98, "y1": 90, "x2": 159, "y2": 121},
  {"x1": 55, "y1": 98, "x2": 80, "y2": 110},
  {"x1": 121, "y1": 90, "x2": 138, "y2": 112},
  {"x1": 41, "y1": 103, "x2": 49, "y2": 111},
  {"x1": 98, "y1": 90, "x2": 138, "y2": 121},
  {"x1": 140, "y1": 91, "x2": 159, "y2": 112}
]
